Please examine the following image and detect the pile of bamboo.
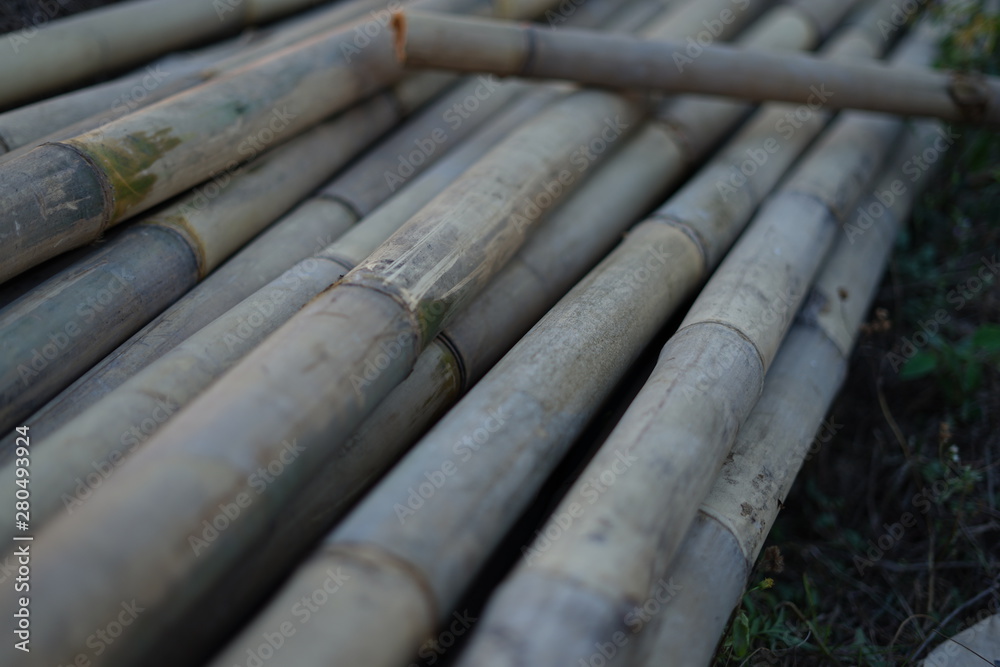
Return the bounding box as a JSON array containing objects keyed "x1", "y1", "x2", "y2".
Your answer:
[{"x1": 0, "y1": 0, "x2": 986, "y2": 664}]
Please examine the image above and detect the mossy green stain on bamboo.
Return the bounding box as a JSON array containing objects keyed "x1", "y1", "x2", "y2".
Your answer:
[{"x1": 71, "y1": 128, "x2": 183, "y2": 222}]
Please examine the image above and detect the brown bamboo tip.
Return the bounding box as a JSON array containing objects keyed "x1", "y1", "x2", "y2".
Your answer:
[{"x1": 392, "y1": 11, "x2": 407, "y2": 64}]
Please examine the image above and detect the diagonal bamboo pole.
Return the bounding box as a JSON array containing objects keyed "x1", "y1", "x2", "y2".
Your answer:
[
  {"x1": 392, "y1": 9, "x2": 1000, "y2": 126},
  {"x1": 20, "y1": 84, "x2": 645, "y2": 667},
  {"x1": 0, "y1": 0, "x2": 643, "y2": 463},
  {"x1": 0, "y1": 72, "x2": 513, "y2": 456},
  {"x1": 0, "y1": 0, "x2": 499, "y2": 285},
  {"x1": 452, "y1": 19, "x2": 941, "y2": 666},
  {"x1": 631, "y1": 119, "x2": 947, "y2": 666},
  {"x1": 1, "y1": 84, "x2": 557, "y2": 547},
  {"x1": 205, "y1": 2, "x2": 888, "y2": 666},
  {"x1": 0, "y1": 73, "x2": 454, "y2": 438},
  {"x1": 0, "y1": 0, "x2": 403, "y2": 159}
]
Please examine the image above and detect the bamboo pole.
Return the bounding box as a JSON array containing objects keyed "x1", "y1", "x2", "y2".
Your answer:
[
  {"x1": 0, "y1": 0, "x2": 640, "y2": 461},
  {"x1": 0, "y1": 0, "x2": 493, "y2": 285},
  {"x1": 392, "y1": 9, "x2": 1000, "y2": 126},
  {"x1": 632, "y1": 119, "x2": 947, "y2": 667},
  {"x1": 1, "y1": 85, "x2": 555, "y2": 546},
  {"x1": 20, "y1": 83, "x2": 643, "y2": 667},
  {"x1": 0, "y1": 73, "x2": 453, "y2": 439},
  {"x1": 0, "y1": 73, "x2": 517, "y2": 457},
  {"x1": 0, "y1": 0, "x2": 359, "y2": 109},
  {"x1": 0, "y1": 0, "x2": 464, "y2": 160},
  {"x1": 205, "y1": 2, "x2": 881, "y2": 665},
  {"x1": 453, "y1": 20, "x2": 938, "y2": 666}
]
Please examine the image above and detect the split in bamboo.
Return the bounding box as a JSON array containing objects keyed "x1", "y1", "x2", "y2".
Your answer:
[{"x1": 391, "y1": 9, "x2": 1000, "y2": 126}]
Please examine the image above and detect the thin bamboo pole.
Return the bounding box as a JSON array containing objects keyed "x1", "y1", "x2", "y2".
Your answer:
[
  {"x1": 453, "y1": 20, "x2": 938, "y2": 666},
  {"x1": 632, "y1": 119, "x2": 946, "y2": 667},
  {"x1": 21, "y1": 85, "x2": 643, "y2": 667},
  {"x1": 0, "y1": 0, "x2": 459, "y2": 159},
  {"x1": 0, "y1": 73, "x2": 516, "y2": 457},
  {"x1": 205, "y1": 2, "x2": 876, "y2": 665},
  {"x1": 0, "y1": 74, "x2": 452, "y2": 439},
  {"x1": 0, "y1": 0, "x2": 490, "y2": 285},
  {"x1": 0, "y1": 0, "x2": 354, "y2": 109},
  {"x1": 2, "y1": 85, "x2": 554, "y2": 546},
  {"x1": 392, "y1": 9, "x2": 1000, "y2": 126}
]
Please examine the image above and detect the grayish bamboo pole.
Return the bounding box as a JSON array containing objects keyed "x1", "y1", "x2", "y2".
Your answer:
[
  {"x1": 0, "y1": 72, "x2": 511, "y2": 455},
  {"x1": 0, "y1": 73, "x2": 453, "y2": 439},
  {"x1": 0, "y1": 0, "x2": 495, "y2": 285},
  {"x1": 19, "y1": 84, "x2": 643, "y2": 667},
  {"x1": 0, "y1": 0, "x2": 641, "y2": 460},
  {"x1": 0, "y1": 0, "x2": 358, "y2": 108},
  {"x1": 393, "y1": 9, "x2": 1000, "y2": 126},
  {"x1": 2, "y1": 84, "x2": 556, "y2": 544},
  {"x1": 206, "y1": 3, "x2": 882, "y2": 665},
  {"x1": 453, "y1": 22, "x2": 938, "y2": 666},
  {"x1": 0, "y1": 0, "x2": 472, "y2": 159},
  {"x1": 632, "y1": 119, "x2": 946, "y2": 666}
]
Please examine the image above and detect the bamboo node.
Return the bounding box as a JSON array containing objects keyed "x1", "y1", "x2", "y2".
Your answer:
[
  {"x1": 948, "y1": 72, "x2": 989, "y2": 122},
  {"x1": 392, "y1": 11, "x2": 407, "y2": 64}
]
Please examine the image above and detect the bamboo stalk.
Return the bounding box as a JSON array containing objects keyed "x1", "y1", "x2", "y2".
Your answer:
[
  {"x1": 392, "y1": 9, "x2": 1000, "y2": 126},
  {"x1": 453, "y1": 19, "x2": 937, "y2": 666},
  {"x1": 0, "y1": 0, "x2": 641, "y2": 461},
  {"x1": 0, "y1": 74, "x2": 453, "y2": 439},
  {"x1": 0, "y1": 0, "x2": 491, "y2": 285},
  {"x1": 204, "y1": 2, "x2": 873, "y2": 665},
  {"x1": 632, "y1": 118, "x2": 947, "y2": 667},
  {"x1": 0, "y1": 0, "x2": 454, "y2": 159},
  {"x1": 0, "y1": 73, "x2": 517, "y2": 456},
  {"x1": 21, "y1": 84, "x2": 643, "y2": 667},
  {"x1": 1, "y1": 84, "x2": 554, "y2": 548},
  {"x1": 0, "y1": 0, "x2": 357, "y2": 109}
]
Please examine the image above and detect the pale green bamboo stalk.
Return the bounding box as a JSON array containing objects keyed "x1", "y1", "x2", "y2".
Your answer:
[
  {"x1": 0, "y1": 73, "x2": 454, "y2": 439},
  {"x1": 393, "y1": 8, "x2": 1000, "y2": 126},
  {"x1": 0, "y1": 0, "x2": 494, "y2": 285},
  {"x1": 206, "y1": 2, "x2": 877, "y2": 665},
  {"x1": 21, "y1": 83, "x2": 642, "y2": 667},
  {"x1": 454, "y1": 21, "x2": 937, "y2": 666},
  {"x1": 633, "y1": 119, "x2": 946, "y2": 667},
  {"x1": 4, "y1": 84, "x2": 555, "y2": 546}
]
